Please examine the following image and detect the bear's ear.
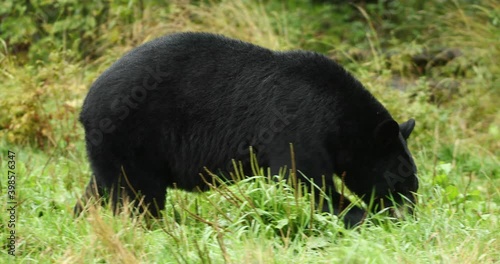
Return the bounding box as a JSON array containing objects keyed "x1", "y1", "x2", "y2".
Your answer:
[
  {"x1": 374, "y1": 119, "x2": 400, "y2": 146},
  {"x1": 399, "y1": 119, "x2": 416, "y2": 140}
]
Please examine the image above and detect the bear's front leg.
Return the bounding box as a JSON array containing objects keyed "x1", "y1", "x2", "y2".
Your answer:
[
  {"x1": 326, "y1": 190, "x2": 367, "y2": 228},
  {"x1": 269, "y1": 151, "x2": 366, "y2": 228}
]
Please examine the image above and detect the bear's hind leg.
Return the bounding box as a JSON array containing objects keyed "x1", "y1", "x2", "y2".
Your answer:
[
  {"x1": 73, "y1": 160, "x2": 120, "y2": 216},
  {"x1": 115, "y1": 164, "x2": 169, "y2": 218},
  {"x1": 74, "y1": 156, "x2": 168, "y2": 218},
  {"x1": 74, "y1": 176, "x2": 101, "y2": 216}
]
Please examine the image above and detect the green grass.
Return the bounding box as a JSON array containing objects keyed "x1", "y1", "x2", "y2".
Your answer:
[{"x1": 1, "y1": 0, "x2": 499, "y2": 263}]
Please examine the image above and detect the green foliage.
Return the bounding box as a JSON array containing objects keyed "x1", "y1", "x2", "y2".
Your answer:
[
  {"x1": 0, "y1": 0, "x2": 499, "y2": 262},
  {"x1": 0, "y1": 0, "x2": 158, "y2": 62},
  {"x1": 0, "y1": 51, "x2": 83, "y2": 150}
]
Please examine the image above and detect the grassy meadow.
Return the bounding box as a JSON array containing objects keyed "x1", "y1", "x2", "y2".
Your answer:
[{"x1": 0, "y1": 0, "x2": 499, "y2": 263}]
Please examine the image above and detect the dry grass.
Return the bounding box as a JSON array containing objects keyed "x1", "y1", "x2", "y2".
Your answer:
[{"x1": 1, "y1": 0, "x2": 499, "y2": 263}]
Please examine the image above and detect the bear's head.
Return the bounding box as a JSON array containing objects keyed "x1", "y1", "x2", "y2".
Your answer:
[{"x1": 335, "y1": 119, "x2": 418, "y2": 217}]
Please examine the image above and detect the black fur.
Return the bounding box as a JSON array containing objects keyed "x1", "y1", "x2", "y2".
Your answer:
[{"x1": 75, "y1": 32, "x2": 418, "y2": 226}]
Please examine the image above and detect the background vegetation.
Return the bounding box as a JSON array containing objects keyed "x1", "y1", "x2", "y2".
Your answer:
[{"x1": 0, "y1": 0, "x2": 498, "y2": 263}]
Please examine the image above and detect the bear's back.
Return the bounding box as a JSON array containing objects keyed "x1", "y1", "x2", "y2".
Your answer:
[{"x1": 79, "y1": 32, "x2": 392, "y2": 181}]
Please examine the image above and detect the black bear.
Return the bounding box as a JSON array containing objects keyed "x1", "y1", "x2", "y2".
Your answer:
[{"x1": 75, "y1": 32, "x2": 418, "y2": 226}]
